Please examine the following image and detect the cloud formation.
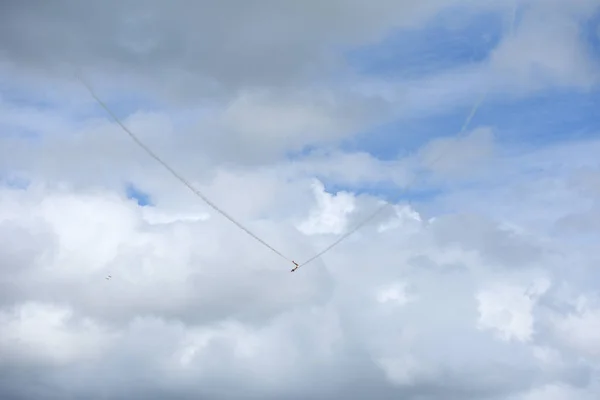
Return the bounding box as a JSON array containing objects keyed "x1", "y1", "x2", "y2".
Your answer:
[
  {"x1": 0, "y1": 0, "x2": 504, "y2": 94},
  {"x1": 1, "y1": 0, "x2": 600, "y2": 399}
]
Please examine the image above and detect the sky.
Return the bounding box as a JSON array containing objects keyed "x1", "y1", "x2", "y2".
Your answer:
[{"x1": 0, "y1": 0, "x2": 600, "y2": 399}]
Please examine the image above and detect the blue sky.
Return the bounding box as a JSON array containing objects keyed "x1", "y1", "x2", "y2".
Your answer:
[
  {"x1": 345, "y1": 8, "x2": 506, "y2": 80},
  {"x1": 315, "y1": 4, "x2": 600, "y2": 205},
  {"x1": 126, "y1": 182, "x2": 153, "y2": 206},
  {"x1": 342, "y1": 4, "x2": 600, "y2": 156},
  {"x1": 343, "y1": 88, "x2": 600, "y2": 160}
]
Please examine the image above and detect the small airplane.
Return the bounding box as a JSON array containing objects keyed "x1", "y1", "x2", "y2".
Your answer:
[{"x1": 105, "y1": 275, "x2": 112, "y2": 280}]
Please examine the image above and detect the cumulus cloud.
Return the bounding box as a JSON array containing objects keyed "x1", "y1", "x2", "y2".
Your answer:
[
  {"x1": 1, "y1": 146, "x2": 599, "y2": 398},
  {"x1": 1, "y1": 0, "x2": 599, "y2": 399}
]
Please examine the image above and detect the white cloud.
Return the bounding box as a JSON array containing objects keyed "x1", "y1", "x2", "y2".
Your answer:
[
  {"x1": 297, "y1": 180, "x2": 356, "y2": 235},
  {"x1": 0, "y1": 302, "x2": 111, "y2": 366},
  {"x1": 552, "y1": 295, "x2": 600, "y2": 358},
  {"x1": 375, "y1": 281, "x2": 414, "y2": 306},
  {"x1": 512, "y1": 383, "x2": 599, "y2": 400},
  {"x1": 419, "y1": 126, "x2": 496, "y2": 177},
  {"x1": 476, "y1": 278, "x2": 550, "y2": 342},
  {"x1": 0, "y1": 138, "x2": 599, "y2": 397},
  {"x1": 377, "y1": 355, "x2": 434, "y2": 386}
]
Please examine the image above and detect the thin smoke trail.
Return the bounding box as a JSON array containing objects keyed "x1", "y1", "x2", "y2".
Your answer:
[{"x1": 78, "y1": 76, "x2": 294, "y2": 265}]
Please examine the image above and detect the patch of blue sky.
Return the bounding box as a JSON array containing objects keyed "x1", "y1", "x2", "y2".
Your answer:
[
  {"x1": 125, "y1": 182, "x2": 153, "y2": 206},
  {"x1": 337, "y1": 2, "x2": 599, "y2": 163},
  {"x1": 345, "y1": 8, "x2": 505, "y2": 81},
  {"x1": 321, "y1": 177, "x2": 445, "y2": 205},
  {"x1": 467, "y1": 89, "x2": 600, "y2": 148},
  {"x1": 342, "y1": 87, "x2": 600, "y2": 163},
  {"x1": 339, "y1": 105, "x2": 480, "y2": 161},
  {"x1": 0, "y1": 174, "x2": 30, "y2": 190},
  {"x1": 583, "y1": 7, "x2": 600, "y2": 62}
]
